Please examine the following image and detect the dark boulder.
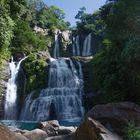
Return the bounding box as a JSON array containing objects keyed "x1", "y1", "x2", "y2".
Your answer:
[
  {"x1": 74, "y1": 117, "x2": 122, "y2": 140},
  {"x1": 86, "y1": 102, "x2": 140, "y2": 133}
]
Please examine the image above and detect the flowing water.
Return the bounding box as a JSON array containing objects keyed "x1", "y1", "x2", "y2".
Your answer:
[
  {"x1": 5, "y1": 31, "x2": 87, "y2": 123},
  {"x1": 20, "y1": 58, "x2": 84, "y2": 121},
  {"x1": 4, "y1": 57, "x2": 27, "y2": 120},
  {"x1": 72, "y1": 35, "x2": 80, "y2": 56},
  {"x1": 72, "y1": 33, "x2": 92, "y2": 56},
  {"x1": 82, "y1": 33, "x2": 92, "y2": 56},
  {"x1": 54, "y1": 33, "x2": 60, "y2": 58}
]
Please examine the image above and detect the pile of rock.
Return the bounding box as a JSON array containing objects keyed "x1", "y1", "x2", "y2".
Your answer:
[
  {"x1": 1, "y1": 102, "x2": 140, "y2": 140},
  {"x1": 0, "y1": 120, "x2": 76, "y2": 140}
]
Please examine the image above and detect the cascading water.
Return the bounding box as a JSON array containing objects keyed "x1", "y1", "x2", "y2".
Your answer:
[
  {"x1": 20, "y1": 58, "x2": 84, "y2": 122},
  {"x1": 82, "y1": 33, "x2": 92, "y2": 56},
  {"x1": 54, "y1": 32, "x2": 60, "y2": 58},
  {"x1": 20, "y1": 31, "x2": 86, "y2": 122},
  {"x1": 75, "y1": 35, "x2": 80, "y2": 56},
  {"x1": 4, "y1": 57, "x2": 27, "y2": 120},
  {"x1": 72, "y1": 37, "x2": 76, "y2": 56},
  {"x1": 72, "y1": 35, "x2": 80, "y2": 56},
  {"x1": 72, "y1": 33, "x2": 92, "y2": 57}
]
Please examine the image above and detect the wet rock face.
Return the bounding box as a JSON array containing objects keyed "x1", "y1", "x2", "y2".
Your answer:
[
  {"x1": 86, "y1": 102, "x2": 140, "y2": 134},
  {"x1": 0, "y1": 60, "x2": 10, "y2": 118}
]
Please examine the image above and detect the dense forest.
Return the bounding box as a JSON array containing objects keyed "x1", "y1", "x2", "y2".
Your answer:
[{"x1": 0, "y1": 0, "x2": 140, "y2": 139}]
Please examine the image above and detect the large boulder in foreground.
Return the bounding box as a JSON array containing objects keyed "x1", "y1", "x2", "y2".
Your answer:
[
  {"x1": 74, "y1": 117, "x2": 122, "y2": 140},
  {"x1": 86, "y1": 102, "x2": 140, "y2": 133},
  {"x1": 0, "y1": 124, "x2": 28, "y2": 140}
]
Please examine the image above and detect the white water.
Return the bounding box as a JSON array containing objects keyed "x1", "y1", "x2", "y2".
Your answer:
[
  {"x1": 4, "y1": 57, "x2": 27, "y2": 120},
  {"x1": 82, "y1": 33, "x2": 92, "y2": 56},
  {"x1": 54, "y1": 33, "x2": 60, "y2": 58},
  {"x1": 72, "y1": 35, "x2": 80, "y2": 56},
  {"x1": 75, "y1": 35, "x2": 80, "y2": 56},
  {"x1": 72, "y1": 37, "x2": 76, "y2": 55},
  {"x1": 20, "y1": 58, "x2": 84, "y2": 122},
  {"x1": 72, "y1": 33, "x2": 92, "y2": 56}
]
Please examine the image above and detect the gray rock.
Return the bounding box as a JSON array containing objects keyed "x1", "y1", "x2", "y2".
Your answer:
[
  {"x1": 38, "y1": 121, "x2": 57, "y2": 136},
  {"x1": 23, "y1": 129, "x2": 48, "y2": 140}
]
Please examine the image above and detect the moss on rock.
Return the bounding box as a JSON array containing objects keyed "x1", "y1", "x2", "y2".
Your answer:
[{"x1": 23, "y1": 53, "x2": 48, "y2": 95}]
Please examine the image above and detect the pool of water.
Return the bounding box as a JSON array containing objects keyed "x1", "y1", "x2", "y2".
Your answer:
[
  {"x1": 0, "y1": 120, "x2": 38, "y2": 130},
  {"x1": 0, "y1": 120, "x2": 81, "y2": 130}
]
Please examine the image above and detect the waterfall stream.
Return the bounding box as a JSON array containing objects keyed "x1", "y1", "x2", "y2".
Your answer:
[
  {"x1": 82, "y1": 33, "x2": 92, "y2": 56},
  {"x1": 72, "y1": 33, "x2": 92, "y2": 56},
  {"x1": 72, "y1": 35, "x2": 80, "y2": 56},
  {"x1": 54, "y1": 32, "x2": 60, "y2": 58},
  {"x1": 20, "y1": 31, "x2": 85, "y2": 122},
  {"x1": 20, "y1": 58, "x2": 84, "y2": 121},
  {"x1": 4, "y1": 57, "x2": 27, "y2": 120},
  {"x1": 5, "y1": 31, "x2": 89, "y2": 122}
]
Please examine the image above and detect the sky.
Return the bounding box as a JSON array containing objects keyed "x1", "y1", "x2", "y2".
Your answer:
[{"x1": 43, "y1": 0, "x2": 106, "y2": 26}]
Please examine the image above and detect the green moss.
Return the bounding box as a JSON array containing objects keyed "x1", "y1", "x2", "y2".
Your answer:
[
  {"x1": 23, "y1": 53, "x2": 48, "y2": 95},
  {"x1": 122, "y1": 123, "x2": 140, "y2": 140}
]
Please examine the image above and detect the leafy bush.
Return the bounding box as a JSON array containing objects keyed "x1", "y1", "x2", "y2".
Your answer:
[
  {"x1": 0, "y1": 5, "x2": 14, "y2": 49},
  {"x1": 89, "y1": 0, "x2": 140, "y2": 104},
  {"x1": 23, "y1": 53, "x2": 48, "y2": 94},
  {"x1": 122, "y1": 123, "x2": 140, "y2": 140},
  {"x1": 11, "y1": 19, "x2": 48, "y2": 54}
]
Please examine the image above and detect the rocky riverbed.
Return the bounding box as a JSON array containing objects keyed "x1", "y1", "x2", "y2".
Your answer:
[{"x1": 1, "y1": 102, "x2": 140, "y2": 140}]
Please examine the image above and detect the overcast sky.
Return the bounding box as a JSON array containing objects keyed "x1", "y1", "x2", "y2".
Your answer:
[{"x1": 43, "y1": 0, "x2": 106, "y2": 26}]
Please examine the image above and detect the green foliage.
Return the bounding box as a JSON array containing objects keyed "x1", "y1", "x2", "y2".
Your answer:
[
  {"x1": 91, "y1": 0, "x2": 140, "y2": 104},
  {"x1": 0, "y1": 4, "x2": 14, "y2": 75},
  {"x1": 122, "y1": 123, "x2": 140, "y2": 140},
  {"x1": 0, "y1": 5, "x2": 15, "y2": 49},
  {"x1": 11, "y1": 19, "x2": 48, "y2": 54},
  {"x1": 75, "y1": 8, "x2": 106, "y2": 35},
  {"x1": 36, "y1": 5, "x2": 69, "y2": 30},
  {"x1": 106, "y1": 0, "x2": 140, "y2": 41},
  {"x1": 23, "y1": 53, "x2": 48, "y2": 94},
  {"x1": 0, "y1": 0, "x2": 70, "y2": 96},
  {"x1": 7, "y1": 0, "x2": 28, "y2": 19},
  {"x1": 75, "y1": 7, "x2": 86, "y2": 20}
]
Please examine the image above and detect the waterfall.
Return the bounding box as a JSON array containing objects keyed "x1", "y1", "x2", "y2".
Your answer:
[
  {"x1": 72, "y1": 35, "x2": 80, "y2": 56},
  {"x1": 72, "y1": 37, "x2": 76, "y2": 56},
  {"x1": 82, "y1": 33, "x2": 92, "y2": 56},
  {"x1": 72, "y1": 33, "x2": 92, "y2": 56},
  {"x1": 75, "y1": 35, "x2": 80, "y2": 56},
  {"x1": 20, "y1": 58, "x2": 84, "y2": 122},
  {"x1": 54, "y1": 33, "x2": 60, "y2": 58},
  {"x1": 4, "y1": 57, "x2": 27, "y2": 120},
  {"x1": 20, "y1": 31, "x2": 85, "y2": 122}
]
